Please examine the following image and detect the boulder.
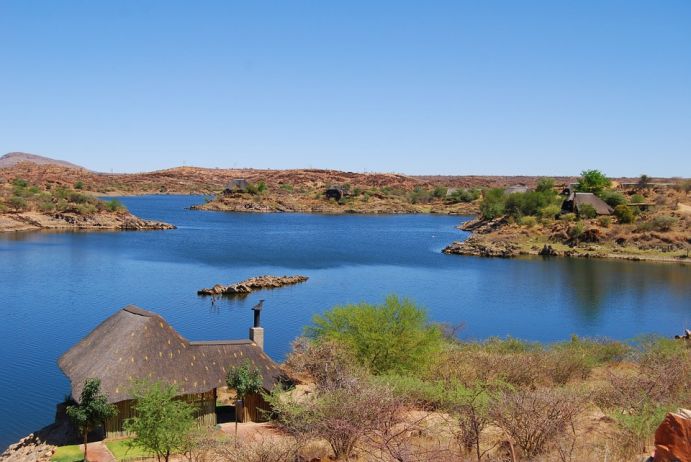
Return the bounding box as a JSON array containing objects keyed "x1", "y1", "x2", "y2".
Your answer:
[{"x1": 653, "y1": 409, "x2": 691, "y2": 462}]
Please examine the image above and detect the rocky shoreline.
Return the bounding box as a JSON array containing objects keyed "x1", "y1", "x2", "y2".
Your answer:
[
  {"x1": 198, "y1": 275, "x2": 309, "y2": 296},
  {"x1": 0, "y1": 211, "x2": 175, "y2": 233},
  {"x1": 442, "y1": 218, "x2": 690, "y2": 264}
]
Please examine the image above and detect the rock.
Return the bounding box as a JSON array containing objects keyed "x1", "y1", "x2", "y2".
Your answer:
[
  {"x1": 0, "y1": 434, "x2": 55, "y2": 462},
  {"x1": 443, "y1": 238, "x2": 520, "y2": 258},
  {"x1": 0, "y1": 211, "x2": 175, "y2": 233},
  {"x1": 198, "y1": 275, "x2": 309, "y2": 295},
  {"x1": 539, "y1": 244, "x2": 558, "y2": 256},
  {"x1": 653, "y1": 409, "x2": 691, "y2": 462}
]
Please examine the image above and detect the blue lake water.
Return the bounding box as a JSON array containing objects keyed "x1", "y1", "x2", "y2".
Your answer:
[{"x1": 0, "y1": 195, "x2": 689, "y2": 448}]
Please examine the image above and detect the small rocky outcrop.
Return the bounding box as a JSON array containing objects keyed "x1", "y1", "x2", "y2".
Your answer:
[
  {"x1": 458, "y1": 217, "x2": 509, "y2": 234},
  {"x1": 443, "y1": 238, "x2": 520, "y2": 258},
  {"x1": 1, "y1": 435, "x2": 54, "y2": 462},
  {"x1": 0, "y1": 211, "x2": 175, "y2": 233},
  {"x1": 653, "y1": 409, "x2": 691, "y2": 462},
  {"x1": 198, "y1": 275, "x2": 309, "y2": 296}
]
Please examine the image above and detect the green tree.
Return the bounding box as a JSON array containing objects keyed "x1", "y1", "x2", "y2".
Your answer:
[
  {"x1": 66, "y1": 378, "x2": 117, "y2": 461},
  {"x1": 226, "y1": 360, "x2": 264, "y2": 438},
  {"x1": 124, "y1": 381, "x2": 195, "y2": 462},
  {"x1": 479, "y1": 188, "x2": 506, "y2": 220},
  {"x1": 74, "y1": 181, "x2": 84, "y2": 190},
  {"x1": 307, "y1": 296, "x2": 444, "y2": 375},
  {"x1": 576, "y1": 170, "x2": 611, "y2": 194}
]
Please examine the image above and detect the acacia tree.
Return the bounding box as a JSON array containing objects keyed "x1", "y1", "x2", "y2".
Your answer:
[
  {"x1": 66, "y1": 378, "x2": 117, "y2": 461},
  {"x1": 124, "y1": 381, "x2": 195, "y2": 462},
  {"x1": 226, "y1": 360, "x2": 263, "y2": 439}
]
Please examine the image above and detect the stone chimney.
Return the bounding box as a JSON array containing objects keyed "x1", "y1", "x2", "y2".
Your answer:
[{"x1": 249, "y1": 300, "x2": 264, "y2": 350}]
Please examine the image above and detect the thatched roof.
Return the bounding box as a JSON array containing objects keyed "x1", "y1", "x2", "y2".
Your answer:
[
  {"x1": 59, "y1": 305, "x2": 280, "y2": 403},
  {"x1": 573, "y1": 193, "x2": 613, "y2": 215}
]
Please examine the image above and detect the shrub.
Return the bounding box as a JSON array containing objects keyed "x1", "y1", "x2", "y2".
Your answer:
[
  {"x1": 577, "y1": 203, "x2": 597, "y2": 219},
  {"x1": 597, "y1": 216, "x2": 612, "y2": 227},
  {"x1": 535, "y1": 178, "x2": 555, "y2": 193},
  {"x1": 518, "y1": 216, "x2": 537, "y2": 227},
  {"x1": 614, "y1": 205, "x2": 635, "y2": 224},
  {"x1": 504, "y1": 191, "x2": 556, "y2": 218},
  {"x1": 279, "y1": 183, "x2": 293, "y2": 192},
  {"x1": 560, "y1": 212, "x2": 577, "y2": 222},
  {"x1": 210, "y1": 437, "x2": 300, "y2": 462},
  {"x1": 38, "y1": 199, "x2": 55, "y2": 212},
  {"x1": 447, "y1": 188, "x2": 480, "y2": 204},
  {"x1": 104, "y1": 199, "x2": 126, "y2": 213},
  {"x1": 651, "y1": 215, "x2": 677, "y2": 231},
  {"x1": 68, "y1": 192, "x2": 91, "y2": 204},
  {"x1": 307, "y1": 296, "x2": 444, "y2": 375},
  {"x1": 630, "y1": 193, "x2": 645, "y2": 204},
  {"x1": 12, "y1": 178, "x2": 28, "y2": 188},
  {"x1": 408, "y1": 187, "x2": 433, "y2": 204},
  {"x1": 284, "y1": 338, "x2": 361, "y2": 390},
  {"x1": 611, "y1": 404, "x2": 671, "y2": 456},
  {"x1": 268, "y1": 380, "x2": 406, "y2": 461},
  {"x1": 74, "y1": 181, "x2": 84, "y2": 190},
  {"x1": 432, "y1": 186, "x2": 447, "y2": 199},
  {"x1": 599, "y1": 190, "x2": 627, "y2": 207},
  {"x1": 568, "y1": 222, "x2": 585, "y2": 241},
  {"x1": 538, "y1": 204, "x2": 561, "y2": 220},
  {"x1": 490, "y1": 388, "x2": 584, "y2": 458},
  {"x1": 9, "y1": 195, "x2": 28, "y2": 211}
]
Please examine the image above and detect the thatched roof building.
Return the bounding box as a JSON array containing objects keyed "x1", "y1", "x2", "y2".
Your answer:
[
  {"x1": 562, "y1": 192, "x2": 613, "y2": 216},
  {"x1": 59, "y1": 305, "x2": 279, "y2": 402},
  {"x1": 59, "y1": 305, "x2": 280, "y2": 435}
]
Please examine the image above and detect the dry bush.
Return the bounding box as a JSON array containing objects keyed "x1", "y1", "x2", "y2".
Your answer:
[
  {"x1": 597, "y1": 341, "x2": 690, "y2": 411},
  {"x1": 209, "y1": 437, "x2": 301, "y2": 462},
  {"x1": 489, "y1": 388, "x2": 585, "y2": 459},
  {"x1": 430, "y1": 349, "x2": 544, "y2": 389},
  {"x1": 283, "y1": 337, "x2": 362, "y2": 390},
  {"x1": 269, "y1": 378, "x2": 411, "y2": 461}
]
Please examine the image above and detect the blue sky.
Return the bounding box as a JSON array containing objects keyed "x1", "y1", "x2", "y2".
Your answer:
[{"x1": 1, "y1": 1, "x2": 689, "y2": 176}]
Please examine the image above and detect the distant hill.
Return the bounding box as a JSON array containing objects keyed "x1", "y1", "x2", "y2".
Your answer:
[{"x1": 0, "y1": 152, "x2": 85, "y2": 169}]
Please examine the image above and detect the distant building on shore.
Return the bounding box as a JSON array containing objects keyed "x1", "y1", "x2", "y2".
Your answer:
[
  {"x1": 504, "y1": 184, "x2": 530, "y2": 195},
  {"x1": 560, "y1": 186, "x2": 613, "y2": 216},
  {"x1": 58, "y1": 305, "x2": 279, "y2": 438},
  {"x1": 223, "y1": 178, "x2": 249, "y2": 194},
  {"x1": 325, "y1": 186, "x2": 346, "y2": 201}
]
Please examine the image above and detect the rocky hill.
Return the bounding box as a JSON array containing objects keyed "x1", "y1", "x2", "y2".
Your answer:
[{"x1": 0, "y1": 153, "x2": 85, "y2": 170}]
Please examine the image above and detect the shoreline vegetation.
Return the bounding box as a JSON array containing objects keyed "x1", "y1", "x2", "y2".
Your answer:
[
  {"x1": 3, "y1": 297, "x2": 689, "y2": 462},
  {"x1": 0, "y1": 157, "x2": 688, "y2": 264},
  {"x1": 444, "y1": 172, "x2": 691, "y2": 264}
]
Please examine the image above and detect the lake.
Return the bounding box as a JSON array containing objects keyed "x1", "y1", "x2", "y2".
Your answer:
[{"x1": 0, "y1": 195, "x2": 689, "y2": 449}]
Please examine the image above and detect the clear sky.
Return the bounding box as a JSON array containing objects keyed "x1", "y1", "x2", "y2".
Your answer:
[{"x1": 1, "y1": 1, "x2": 689, "y2": 176}]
